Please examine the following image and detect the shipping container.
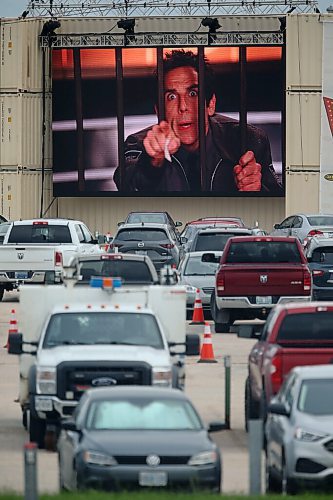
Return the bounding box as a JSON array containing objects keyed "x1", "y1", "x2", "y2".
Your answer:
[{"x1": 286, "y1": 170, "x2": 319, "y2": 214}]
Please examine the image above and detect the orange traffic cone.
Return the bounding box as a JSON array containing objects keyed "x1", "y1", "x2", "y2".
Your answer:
[
  {"x1": 197, "y1": 322, "x2": 217, "y2": 363},
  {"x1": 4, "y1": 308, "x2": 18, "y2": 349},
  {"x1": 190, "y1": 288, "x2": 205, "y2": 325}
]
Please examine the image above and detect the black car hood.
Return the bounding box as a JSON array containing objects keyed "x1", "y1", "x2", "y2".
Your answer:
[{"x1": 80, "y1": 429, "x2": 215, "y2": 455}]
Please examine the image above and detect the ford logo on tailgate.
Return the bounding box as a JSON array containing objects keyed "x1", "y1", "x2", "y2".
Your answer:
[{"x1": 91, "y1": 377, "x2": 117, "y2": 387}]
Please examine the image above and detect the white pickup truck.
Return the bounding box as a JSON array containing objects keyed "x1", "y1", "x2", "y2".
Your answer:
[
  {"x1": 8, "y1": 276, "x2": 199, "y2": 449},
  {"x1": 0, "y1": 218, "x2": 102, "y2": 300}
]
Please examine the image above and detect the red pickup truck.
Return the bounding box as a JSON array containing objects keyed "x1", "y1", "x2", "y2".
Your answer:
[
  {"x1": 242, "y1": 302, "x2": 333, "y2": 430},
  {"x1": 210, "y1": 236, "x2": 312, "y2": 333}
]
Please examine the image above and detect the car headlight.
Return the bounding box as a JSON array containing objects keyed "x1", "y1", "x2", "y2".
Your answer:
[
  {"x1": 188, "y1": 450, "x2": 218, "y2": 466},
  {"x1": 83, "y1": 451, "x2": 117, "y2": 466},
  {"x1": 152, "y1": 367, "x2": 172, "y2": 387},
  {"x1": 36, "y1": 366, "x2": 56, "y2": 395},
  {"x1": 294, "y1": 427, "x2": 327, "y2": 442}
]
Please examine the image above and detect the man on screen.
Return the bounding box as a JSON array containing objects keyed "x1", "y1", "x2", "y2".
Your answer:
[{"x1": 113, "y1": 49, "x2": 283, "y2": 193}]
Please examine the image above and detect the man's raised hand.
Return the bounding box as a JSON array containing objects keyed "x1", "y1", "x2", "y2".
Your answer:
[
  {"x1": 233, "y1": 150, "x2": 262, "y2": 191},
  {"x1": 143, "y1": 120, "x2": 181, "y2": 168}
]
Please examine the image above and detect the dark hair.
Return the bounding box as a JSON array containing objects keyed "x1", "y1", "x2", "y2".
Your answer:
[{"x1": 163, "y1": 50, "x2": 215, "y2": 103}]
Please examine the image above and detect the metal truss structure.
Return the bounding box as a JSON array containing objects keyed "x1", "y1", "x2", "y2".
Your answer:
[
  {"x1": 40, "y1": 31, "x2": 284, "y2": 48},
  {"x1": 27, "y1": 0, "x2": 319, "y2": 17}
]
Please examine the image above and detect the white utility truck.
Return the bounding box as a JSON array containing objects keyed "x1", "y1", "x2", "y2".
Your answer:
[{"x1": 8, "y1": 276, "x2": 199, "y2": 448}]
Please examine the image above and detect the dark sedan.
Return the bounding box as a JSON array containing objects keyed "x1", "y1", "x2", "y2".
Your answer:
[{"x1": 58, "y1": 386, "x2": 223, "y2": 492}]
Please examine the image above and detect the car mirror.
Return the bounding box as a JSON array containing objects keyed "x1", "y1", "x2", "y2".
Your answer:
[
  {"x1": 201, "y1": 252, "x2": 220, "y2": 263},
  {"x1": 61, "y1": 419, "x2": 79, "y2": 431},
  {"x1": 175, "y1": 221, "x2": 183, "y2": 227},
  {"x1": 180, "y1": 236, "x2": 188, "y2": 244},
  {"x1": 307, "y1": 256, "x2": 312, "y2": 263},
  {"x1": 273, "y1": 223, "x2": 280, "y2": 229},
  {"x1": 117, "y1": 221, "x2": 124, "y2": 226},
  {"x1": 267, "y1": 402, "x2": 290, "y2": 417},
  {"x1": 97, "y1": 234, "x2": 106, "y2": 245},
  {"x1": 208, "y1": 421, "x2": 227, "y2": 432}
]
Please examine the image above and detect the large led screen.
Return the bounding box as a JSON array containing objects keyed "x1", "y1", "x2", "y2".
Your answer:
[{"x1": 52, "y1": 46, "x2": 284, "y2": 196}]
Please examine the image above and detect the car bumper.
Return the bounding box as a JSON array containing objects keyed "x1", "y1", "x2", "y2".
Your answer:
[
  {"x1": 77, "y1": 463, "x2": 221, "y2": 492},
  {"x1": 215, "y1": 295, "x2": 311, "y2": 310},
  {"x1": 287, "y1": 438, "x2": 333, "y2": 485}
]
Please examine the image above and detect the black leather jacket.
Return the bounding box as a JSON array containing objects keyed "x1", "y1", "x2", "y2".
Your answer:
[{"x1": 114, "y1": 114, "x2": 284, "y2": 194}]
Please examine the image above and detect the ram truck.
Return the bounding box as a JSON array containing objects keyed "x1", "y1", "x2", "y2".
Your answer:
[
  {"x1": 210, "y1": 236, "x2": 312, "y2": 332},
  {"x1": 241, "y1": 302, "x2": 333, "y2": 430},
  {"x1": 8, "y1": 276, "x2": 199, "y2": 449},
  {"x1": 0, "y1": 218, "x2": 102, "y2": 300}
]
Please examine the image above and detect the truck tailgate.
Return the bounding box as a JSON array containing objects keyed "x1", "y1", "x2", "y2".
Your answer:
[
  {"x1": 0, "y1": 245, "x2": 55, "y2": 270},
  {"x1": 223, "y1": 263, "x2": 307, "y2": 295},
  {"x1": 281, "y1": 347, "x2": 333, "y2": 375}
]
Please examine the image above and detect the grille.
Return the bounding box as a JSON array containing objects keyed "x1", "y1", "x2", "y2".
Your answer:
[
  {"x1": 115, "y1": 455, "x2": 191, "y2": 465},
  {"x1": 324, "y1": 439, "x2": 333, "y2": 453},
  {"x1": 202, "y1": 287, "x2": 214, "y2": 295},
  {"x1": 295, "y1": 458, "x2": 326, "y2": 473}
]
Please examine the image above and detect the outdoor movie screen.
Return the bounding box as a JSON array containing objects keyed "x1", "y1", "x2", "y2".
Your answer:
[{"x1": 52, "y1": 46, "x2": 284, "y2": 197}]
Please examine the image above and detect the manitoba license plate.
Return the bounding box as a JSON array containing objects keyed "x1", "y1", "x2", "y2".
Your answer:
[
  {"x1": 256, "y1": 296, "x2": 272, "y2": 305},
  {"x1": 139, "y1": 471, "x2": 167, "y2": 487}
]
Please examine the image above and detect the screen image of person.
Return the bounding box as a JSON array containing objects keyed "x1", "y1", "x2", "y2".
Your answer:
[{"x1": 114, "y1": 49, "x2": 283, "y2": 194}]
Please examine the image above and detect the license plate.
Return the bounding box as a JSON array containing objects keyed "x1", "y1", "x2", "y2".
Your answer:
[
  {"x1": 139, "y1": 471, "x2": 167, "y2": 487},
  {"x1": 15, "y1": 271, "x2": 28, "y2": 279},
  {"x1": 256, "y1": 296, "x2": 272, "y2": 305},
  {"x1": 35, "y1": 397, "x2": 53, "y2": 412},
  {"x1": 136, "y1": 250, "x2": 147, "y2": 255}
]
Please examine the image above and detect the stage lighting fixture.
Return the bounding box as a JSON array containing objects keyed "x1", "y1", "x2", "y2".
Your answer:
[{"x1": 117, "y1": 18, "x2": 135, "y2": 35}]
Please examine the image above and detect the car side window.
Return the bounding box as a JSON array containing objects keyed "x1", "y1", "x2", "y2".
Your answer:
[
  {"x1": 80, "y1": 224, "x2": 94, "y2": 243},
  {"x1": 282, "y1": 374, "x2": 297, "y2": 409},
  {"x1": 280, "y1": 216, "x2": 295, "y2": 229},
  {"x1": 292, "y1": 216, "x2": 303, "y2": 229},
  {"x1": 75, "y1": 224, "x2": 85, "y2": 243}
]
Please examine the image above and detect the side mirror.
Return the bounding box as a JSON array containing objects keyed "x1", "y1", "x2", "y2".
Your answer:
[
  {"x1": 91, "y1": 238, "x2": 98, "y2": 244},
  {"x1": 117, "y1": 221, "x2": 124, "y2": 227},
  {"x1": 201, "y1": 252, "x2": 220, "y2": 263},
  {"x1": 97, "y1": 234, "x2": 106, "y2": 245},
  {"x1": 307, "y1": 256, "x2": 312, "y2": 263},
  {"x1": 267, "y1": 402, "x2": 290, "y2": 417},
  {"x1": 185, "y1": 333, "x2": 200, "y2": 356},
  {"x1": 273, "y1": 223, "x2": 280, "y2": 229},
  {"x1": 8, "y1": 333, "x2": 24, "y2": 355},
  {"x1": 175, "y1": 221, "x2": 183, "y2": 227},
  {"x1": 208, "y1": 421, "x2": 227, "y2": 432},
  {"x1": 180, "y1": 236, "x2": 188, "y2": 245},
  {"x1": 61, "y1": 419, "x2": 79, "y2": 431}
]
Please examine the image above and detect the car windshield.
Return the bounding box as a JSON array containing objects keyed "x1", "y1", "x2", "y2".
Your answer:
[
  {"x1": 311, "y1": 247, "x2": 333, "y2": 264},
  {"x1": 8, "y1": 224, "x2": 72, "y2": 243},
  {"x1": 277, "y1": 312, "x2": 333, "y2": 346},
  {"x1": 307, "y1": 216, "x2": 333, "y2": 226},
  {"x1": 85, "y1": 399, "x2": 202, "y2": 430},
  {"x1": 116, "y1": 229, "x2": 168, "y2": 242},
  {"x1": 194, "y1": 233, "x2": 236, "y2": 251},
  {"x1": 225, "y1": 241, "x2": 301, "y2": 263},
  {"x1": 127, "y1": 214, "x2": 167, "y2": 224},
  {"x1": 43, "y1": 312, "x2": 163, "y2": 349},
  {"x1": 79, "y1": 260, "x2": 154, "y2": 283},
  {"x1": 184, "y1": 255, "x2": 219, "y2": 276},
  {"x1": 298, "y1": 379, "x2": 333, "y2": 415}
]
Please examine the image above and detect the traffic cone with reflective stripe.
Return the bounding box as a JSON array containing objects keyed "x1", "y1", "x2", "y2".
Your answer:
[
  {"x1": 4, "y1": 308, "x2": 18, "y2": 349},
  {"x1": 198, "y1": 322, "x2": 217, "y2": 363},
  {"x1": 190, "y1": 288, "x2": 205, "y2": 325}
]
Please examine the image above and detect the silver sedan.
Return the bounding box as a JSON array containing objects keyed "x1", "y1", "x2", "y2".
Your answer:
[
  {"x1": 177, "y1": 251, "x2": 222, "y2": 320},
  {"x1": 270, "y1": 213, "x2": 333, "y2": 244},
  {"x1": 265, "y1": 364, "x2": 333, "y2": 495}
]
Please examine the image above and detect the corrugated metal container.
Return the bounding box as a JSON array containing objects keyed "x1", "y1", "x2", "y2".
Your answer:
[
  {"x1": 0, "y1": 93, "x2": 52, "y2": 168},
  {"x1": 286, "y1": 170, "x2": 319, "y2": 214},
  {"x1": 286, "y1": 91, "x2": 321, "y2": 169},
  {"x1": 0, "y1": 19, "x2": 51, "y2": 92},
  {"x1": 0, "y1": 170, "x2": 55, "y2": 220},
  {"x1": 57, "y1": 196, "x2": 285, "y2": 235},
  {"x1": 286, "y1": 14, "x2": 322, "y2": 91}
]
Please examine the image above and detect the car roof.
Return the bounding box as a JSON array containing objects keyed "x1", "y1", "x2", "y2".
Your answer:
[
  {"x1": 116, "y1": 223, "x2": 170, "y2": 231},
  {"x1": 11, "y1": 218, "x2": 83, "y2": 225},
  {"x1": 196, "y1": 227, "x2": 252, "y2": 234},
  {"x1": 292, "y1": 364, "x2": 333, "y2": 379},
  {"x1": 84, "y1": 386, "x2": 189, "y2": 402},
  {"x1": 273, "y1": 301, "x2": 333, "y2": 314}
]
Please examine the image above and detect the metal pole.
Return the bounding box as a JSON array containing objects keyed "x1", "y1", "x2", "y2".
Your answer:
[
  {"x1": 224, "y1": 355, "x2": 231, "y2": 429},
  {"x1": 249, "y1": 419, "x2": 263, "y2": 495},
  {"x1": 24, "y1": 442, "x2": 38, "y2": 500}
]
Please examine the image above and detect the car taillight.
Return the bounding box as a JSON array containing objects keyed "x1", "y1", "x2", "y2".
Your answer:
[
  {"x1": 216, "y1": 271, "x2": 225, "y2": 295},
  {"x1": 161, "y1": 243, "x2": 174, "y2": 249},
  {"x1": 55, "y1": 251, "x2": 62, "y2": 266},
  {"x1": 312, "y1": 269, "x2": 325, "y2": 277},
  {"x1": 270, "y1": 352, "x2": 283, "y2": 393},
  {"x1": 307, "y1": 229, "x2": 323, "y2": 237},
  {"x1": 303, "y1": 269, "x2": 311, "y2": 291}
]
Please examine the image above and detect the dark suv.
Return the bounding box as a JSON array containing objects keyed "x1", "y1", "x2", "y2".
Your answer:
[
  {"x1": 189, "y1": 226, "x2": 253, "y2": 252},
  {"x1": 305, "y1": 236, "x2": 333, "y2": 300},
  {"x1": 109, "y1": 223, "x2": 183, "y2": 271},
  {"x1": 118, "y1": 212, "x2": 183, "y2": 234}
]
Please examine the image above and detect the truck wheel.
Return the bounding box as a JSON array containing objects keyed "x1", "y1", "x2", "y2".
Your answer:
[
  {"x1": 210, "y1": 291, "x2": 217, "y2": 321},
  {"x1": 244, "y1": 377, "x2": 260, "y2": 432},
  {"x1": 29, "y1": 414, "x2": 46, "y2": 449},
  {"x1": 214, "y1": 321, "x2": 230, "y2": 333}
]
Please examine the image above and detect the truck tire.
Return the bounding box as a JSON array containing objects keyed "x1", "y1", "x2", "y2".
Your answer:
[
  {"x1": 244, "y1": 376, "x2": 260, "y2": 432},
  {"x1": 29, "y1": 413, "x2": 46, "y2": 449}
]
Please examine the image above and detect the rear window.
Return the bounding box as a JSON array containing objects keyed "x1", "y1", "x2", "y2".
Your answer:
[
  {"x1": 127, "y1": 213, "x2": 166, "y2": 224},
  {"x1": 116, "y1": 229, "x2": 168, "y2": 242},
  {"x1": 311, "y1": 247, "x2": 333, "y2": 264},
  {"x1": 307, "y1": 216, "x2": 333, "y2": 226},
  {"x1": 193, "y1": 233, "x2": 238, "y2": 251},
  {"x1": 79, "y1": 260, "x2": 154, "y2": 284},
  {"x1": 8, "y1": 224, "x2": 72, "y2": 244},
  {"x1": 277, "y1": 312, "x2": 333, "y2": 346},
  {"x1": 225, "y1": 241, "x2": 301, "y2": 263},
  {"x1": 184, "y1": 255, "x2": 219, "y2": 276}
]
